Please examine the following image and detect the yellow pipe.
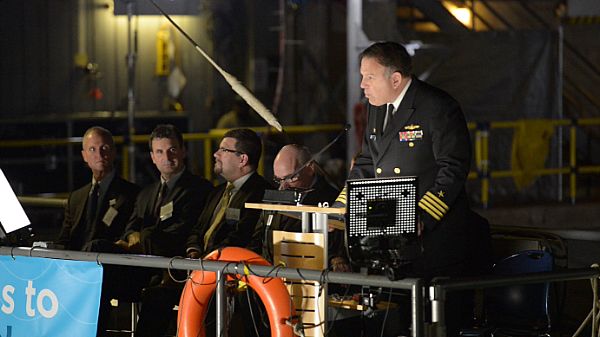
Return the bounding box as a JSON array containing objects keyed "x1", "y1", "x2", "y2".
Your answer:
[
  {"x1": 257, "y1": 144, "x2": 265, "y2": 177},
  {"x1": 5, "y1": 120, "x2": 600, "y2": 206},
  {"x1": 490, "y1": 168, "x2": 570, "y2": 179},
  {"x1": 122, "y1": 146, "x2": 130, "y2": 181},
  {"x1": 204, "y1": 138, "x2": 213, "y2": 181},
  {"x1": 482, "y1": 130, "x2": 489, "y2": 207},
  {"x1": 18, "y1": 196, "x2": 67, "y2": 208},
  {"x1": 579, "y1": 166, "x2": 600, "y2": 174},
  {"x1": 570, "y1": 125, "x2": 577, "y2": 203},
  {"x1": 474, "y1": 131, "x2": 482, "y2": 172}
]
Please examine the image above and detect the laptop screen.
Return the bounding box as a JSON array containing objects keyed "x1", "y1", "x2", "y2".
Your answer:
[{"x1": 0, "y1": 168, "x2": 31, "y2": 234}]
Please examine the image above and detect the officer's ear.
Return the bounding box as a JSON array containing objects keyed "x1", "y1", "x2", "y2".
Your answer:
[{"x1": 391, "y1": 71, "x2": 403, "y2": 89}]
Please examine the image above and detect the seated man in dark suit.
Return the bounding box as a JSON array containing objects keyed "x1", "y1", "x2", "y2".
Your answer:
[
  {"x1": 56, "y1": 126, "x2": 139, "y2": 252},
  {"x1": 248, "y1": 144, "x2": 350, "y2": 272},
  {"x1": 135, "y1": 128, "x2": 270, "y2": 337},
  {"x1": 102, "y1": 124, "x2": 212, "y2": 336},
  {"x1": 117, "y1": 124, "x2": 213, "y2": 258},
  {"x1": 186, "y1": 128, "x2": 272, "y2": 258}
]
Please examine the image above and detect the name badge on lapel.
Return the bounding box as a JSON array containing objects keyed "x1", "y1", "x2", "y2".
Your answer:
[
  {"x1": 102, "y1": 207, "x2": 118, "y2": 226},
  {"x1": 160, "y1": 201, "x2": 174, "y2": 221},
  {"x1": 225, "y1": 208, "x2": 241, "y2": 221}
]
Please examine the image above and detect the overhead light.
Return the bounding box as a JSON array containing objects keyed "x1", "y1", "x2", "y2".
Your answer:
[{"x1": 444, "y1": 1, "x2": 473, "y2": 27}]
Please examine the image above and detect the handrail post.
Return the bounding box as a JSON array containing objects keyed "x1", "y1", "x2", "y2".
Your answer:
[
  {"x1": 412, "y1": 279, "x2": 424, "y2": 337},
  {"x1": 216, "y1": 269, "x2": 228, "y2": 337},
  {"x1": 429, "y1": 284, "x2": 446, "y2": 337}
]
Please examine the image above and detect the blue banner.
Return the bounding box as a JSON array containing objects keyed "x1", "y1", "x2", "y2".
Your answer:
[{"x1": 0, "y1": 256, "x2": 103, "y2": 337}]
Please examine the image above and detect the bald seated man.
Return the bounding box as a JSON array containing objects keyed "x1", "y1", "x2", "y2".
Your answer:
[
  {"x1": 57, "y1": 126, "x2": 139, "y2": 252},
  {"x1": 249, "y1": 144, "x2": 350, "y2": 272}
]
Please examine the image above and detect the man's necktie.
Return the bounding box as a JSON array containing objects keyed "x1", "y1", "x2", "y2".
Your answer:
[
  {"x1": 154, "y1": 182, "x2": 168, "y2": 219},
  {"x1": 203, "y1": 183, "x2": 235, "y2": 250},
  {"x1": 382, "y1": 104, "x2": 394, "y2": 133},
  {"x1": 86, "y1": 183, "x2": 99, "y2": 226}
]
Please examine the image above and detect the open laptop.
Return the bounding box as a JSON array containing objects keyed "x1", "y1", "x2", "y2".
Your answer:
[{"x1": 0, "y1": 168, "x2": 31, "y2": 239}]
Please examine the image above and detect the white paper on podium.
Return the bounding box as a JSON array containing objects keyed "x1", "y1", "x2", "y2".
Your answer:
[{"x1": 0, "y1": 168, "x2": 30, "y2": 233}]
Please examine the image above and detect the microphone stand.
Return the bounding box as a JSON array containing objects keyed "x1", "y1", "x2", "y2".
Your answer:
[{"x1": 287, "y1": 124, "x2": 351, "y2": 178}]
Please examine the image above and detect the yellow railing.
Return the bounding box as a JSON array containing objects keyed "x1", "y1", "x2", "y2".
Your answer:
[
  {"x1": 467, "y1": 118, "x2": 600, "y2": 207},
  {"x1": 3, "y1": 120, "x2": 600, "y2": 207},
  {"x1": 1, "y1": 124, "x2": 345, "y2": 185}
]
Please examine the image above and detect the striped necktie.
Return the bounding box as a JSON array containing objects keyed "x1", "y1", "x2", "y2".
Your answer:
[{"x1": 203, "y1": 183, "x2": 235, "y2": 250}]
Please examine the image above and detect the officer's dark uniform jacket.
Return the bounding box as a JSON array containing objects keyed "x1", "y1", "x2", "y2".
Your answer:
[{"x1": 347, "y1": 77, "x2": 472, "y2": 277}]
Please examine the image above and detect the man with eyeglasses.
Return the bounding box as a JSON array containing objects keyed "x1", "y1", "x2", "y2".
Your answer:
[
  {"x1": 186, "y1": 128, "x2": 271, "y2": 259},
  {"x1": 177, "y1": 129, "x2": 272, "y2": 337},
  {"x1": 248, "y1": 144, "x2": 350, "y2": 272}
]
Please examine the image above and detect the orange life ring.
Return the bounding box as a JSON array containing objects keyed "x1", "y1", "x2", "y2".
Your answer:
[{"x1": 178, "y1": 247, "x2": 295, "y2": 337}]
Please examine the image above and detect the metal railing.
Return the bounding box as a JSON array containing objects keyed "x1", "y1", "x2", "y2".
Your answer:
[
  {"x1": 0, "y1": 247, "x2": 424, "y2": 337},
  {"x1": 429, "y1": 267, "x2": 600, "y2": 337},
  {"x1": 2, "y1": 246, "x2": 599, "y2": 337}
]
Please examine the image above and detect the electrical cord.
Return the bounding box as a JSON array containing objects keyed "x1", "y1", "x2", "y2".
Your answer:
[
  {"x1": 166, "y1": 256, "x2": 190, "y2": 283},
  {"x1": 378, "y1": 287, "x2": 394, "y2": 337}
]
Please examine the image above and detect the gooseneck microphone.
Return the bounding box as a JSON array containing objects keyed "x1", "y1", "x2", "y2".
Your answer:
[{"x1": 287, "y1": 124, "x2": 352, "y2": 178}]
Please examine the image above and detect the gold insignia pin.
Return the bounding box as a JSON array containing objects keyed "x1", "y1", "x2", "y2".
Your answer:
[
  {"x1": 404, "y1": 124, "x2": 420, "y2": 130},
  {"x1": 438, "y1": 190, "x2": 445, "y2": 198}
]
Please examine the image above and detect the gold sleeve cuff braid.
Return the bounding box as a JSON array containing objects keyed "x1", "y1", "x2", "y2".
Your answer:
[
  {"x1": 335, "y1": 187, "x2": 347, "y2": 205},
  {"x1": 418, "y1": 191, "x2": 449, "y2": 221}
]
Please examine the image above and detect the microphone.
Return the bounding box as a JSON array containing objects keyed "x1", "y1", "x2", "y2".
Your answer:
[{"x1": 287, "y1": 124, "x2": 351, "y2": 178}]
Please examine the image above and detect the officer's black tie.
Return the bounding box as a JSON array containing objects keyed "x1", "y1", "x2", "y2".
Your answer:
[{"x1": 383, "y1": 104, "x2": 394, "y2": 133}]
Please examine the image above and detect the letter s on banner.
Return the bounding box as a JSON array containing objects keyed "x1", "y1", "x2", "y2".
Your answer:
[{"x1": 1, "y1": 285, "x2": 15, "y2": 314}]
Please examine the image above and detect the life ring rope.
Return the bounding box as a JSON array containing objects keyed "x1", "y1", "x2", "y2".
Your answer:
[{"x1": 177, "y1": 247, "x2": 297, "y2": 337}]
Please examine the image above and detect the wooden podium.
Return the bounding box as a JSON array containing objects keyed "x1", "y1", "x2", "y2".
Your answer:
[{"x1": 245, "y1": 203, "x2": 345, "y2": 337}]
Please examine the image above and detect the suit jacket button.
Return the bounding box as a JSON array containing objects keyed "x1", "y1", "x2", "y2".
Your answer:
[
  {"x1": 376, "y1": 168, "x2": 382, "y2": 174},
  {"x1": 394, "y1": 168, "x2": 401, "y2": 174}
]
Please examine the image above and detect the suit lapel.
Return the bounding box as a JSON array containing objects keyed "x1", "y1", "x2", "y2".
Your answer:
[
  {"x1": 228, "y1": 172, "x2": 255, "y2": 207},
  {"x1": 74, "y1": 184, "x2": 92, "y2": 229}
]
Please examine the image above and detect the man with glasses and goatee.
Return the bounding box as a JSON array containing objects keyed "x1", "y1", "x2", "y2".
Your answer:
[{"x1": 186, "y1": 128, "x2": 271, "y2": 258}]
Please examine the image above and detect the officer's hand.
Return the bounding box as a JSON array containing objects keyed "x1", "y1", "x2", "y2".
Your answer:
[{"x1": 187, "y1": 250, "x2": 201, "y2": 259}]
